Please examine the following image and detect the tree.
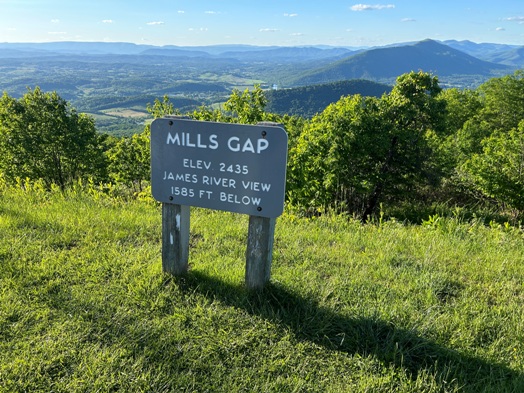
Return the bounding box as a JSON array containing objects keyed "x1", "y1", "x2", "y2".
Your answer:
[
  {"x1": 438, "y1": 71, "x2": 524, "y2": 209},
  {"x1": 462, "y1": 120, "x2": 524, "y2": 214},
  {"x1": 288, "y1": 94, "x2": 386, "y2": 214},
  {"x1": 287, "y1": 71, "x2": 446, "y2": 219},
  {"x1": 479, "y1": 70, "x2": 524, "y2": 133},
  {"x1": 146, "y1": 94, "x2": 179, "y2": 119},
  {"x1": 107, "y1": 131, "x2": 150, "y2": 193},
  {"x1": 0, "y1": 88, "x2": 107, "y2": 188},
  {"x1": 362, "y1": 71, "x2": 445, "y2": 218},
  {"x1": 107, "y1": 95, "x2": 177, "y2": 191},
  {"x1": 223, "y1": 84, "x2": 268, "y2": 124}
]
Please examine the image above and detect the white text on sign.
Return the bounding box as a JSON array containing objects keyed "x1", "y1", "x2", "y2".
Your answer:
[{"x1": 167, "y1": 132, "x2": 269, "y2": 154}]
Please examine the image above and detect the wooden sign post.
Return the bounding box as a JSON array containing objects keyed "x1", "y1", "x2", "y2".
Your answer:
[
  {"x1": 245, "y1": 215, "x2": 276, "y2": 289},
  {"x1": 161, "y1": 203, "x2": 190, "y2": 275},
  {"x1": 151, "y1": 118, "x2": 287, "y2": 289}
]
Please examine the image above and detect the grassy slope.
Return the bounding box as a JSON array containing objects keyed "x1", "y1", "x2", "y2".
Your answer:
[{"x1": 0, "y1": 185, "x2": 523, "y2": 392}]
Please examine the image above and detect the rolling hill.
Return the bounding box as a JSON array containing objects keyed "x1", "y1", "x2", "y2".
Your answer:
[{"x1": 265, "y1": 80, "x2": 392, "y2": 117}]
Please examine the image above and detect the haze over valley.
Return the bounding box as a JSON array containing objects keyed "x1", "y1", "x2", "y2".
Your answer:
[{"x1": 0, "y1": 38, "x2": 521, "y2": 135}]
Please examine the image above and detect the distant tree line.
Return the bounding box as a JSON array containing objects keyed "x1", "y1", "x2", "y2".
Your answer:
[{"x1": 1, "y1": 70, "x2": 524, "y2": 222}]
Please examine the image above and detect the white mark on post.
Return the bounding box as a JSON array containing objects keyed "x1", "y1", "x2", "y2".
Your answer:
[
  {"x1": 176, "y1": 213, "x2": 181, "y2": 230},
  {"x1": 170, "y1": 233, "x2": 174, "y2": 245}
]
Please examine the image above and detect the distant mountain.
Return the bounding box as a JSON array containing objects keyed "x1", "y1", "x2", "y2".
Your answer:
[
  {"x1": 480, "y1": 47, "x2": 524, "y2": 68},
  {"x1": 219, "y1": 47, "x2": 353, "y2": 63},
  {"x1": 0, "y1": 41, "x2": 154, "y2": 55},
  {"x1": 138, "y1": 46, "x2": 353, "y2": 63},
  {"x1": 0, "y1": 48, "x2": 56, "y2": 58},
  {"x1": 139, "y1": 48, "x2": 212, "y2": 58},
  {"x1": 173, "y1": 44, "x2": 281, "y2": 55},
  {"x1": 290, "y1": 39, "x2": 514, "y2": 86},
  {"x1": 443, "y1": 40, "x2": 523, "y2": 66},
  {"x1": 265, "y1": 80, "x2": 392, "y2": 118},
  {"x1": 0, "y1": 42, "x2": 351, "y2": 61}
]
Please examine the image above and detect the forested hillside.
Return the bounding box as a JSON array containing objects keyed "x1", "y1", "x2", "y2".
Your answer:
[{"x1": 265, "y1": 80, "x2": 392, "y2": 117}]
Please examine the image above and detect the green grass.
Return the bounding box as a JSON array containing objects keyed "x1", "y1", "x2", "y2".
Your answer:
[{"x1": 0, "y1": 184, "x2": 523, "y2": 392}]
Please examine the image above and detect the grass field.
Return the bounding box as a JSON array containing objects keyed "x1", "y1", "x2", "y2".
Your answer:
[{"x1": 0, "y1": 183, "x2": 523, "y2": 392}]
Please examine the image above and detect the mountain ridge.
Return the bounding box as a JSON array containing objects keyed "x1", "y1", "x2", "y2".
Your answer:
[{"x1": 289, "y1": 39, "x2": 514, "y2": 86}]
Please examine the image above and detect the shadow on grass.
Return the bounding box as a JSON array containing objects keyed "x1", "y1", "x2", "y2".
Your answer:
[{"x1": 174, "y1": 271, "x2": 523, "y2": 392}]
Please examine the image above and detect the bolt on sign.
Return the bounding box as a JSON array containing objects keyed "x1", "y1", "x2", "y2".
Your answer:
[{"x1": 150, "y1": 118, "x2": 288, "y2": 218}]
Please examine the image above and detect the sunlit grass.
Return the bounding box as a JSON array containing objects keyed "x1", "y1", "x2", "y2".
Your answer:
[{"x1": 1, "y1": 185, "x2": 523, "y2": 392}]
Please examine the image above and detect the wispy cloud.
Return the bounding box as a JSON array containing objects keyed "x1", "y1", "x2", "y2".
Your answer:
[
  {"x1": 188, "y1": 27, "x2": 208, "y2": 32},
  {"x1": 351, "y1": 4, "x2": 395, "y2": 11},
  {"x1": 177, "y1": 10, "x2": 185, "y2": 14},
  {"x1": 205, "y1": 11, "x2": 221, "y2": 15},
  {"x1": 146, "y1": 21, "x2": 165, "y2": 26},
  {"x1": 48, "y1": 31, "x2": 66, "y2": 35},
  {"x1": 505, "y1": 16, "x2": 524, "y2": 23},
  {"x1": 51, "y1": 19, "x2": 60, "y2": 24},
  {"x1": 102, "y1": 20, "x2": 113, "y2": 24},
  {"x1": 284, "y1": 13, "x2": 298, "y2": 17},
  {"x1": 260, "y1": 28, "x2": 280, "y2": 32},
  {"x1": 401, "y1": 18, "x2": 416, "y2": 22},
  {"x1": 496, "y1": 27, "x2": 506, "y2": 31},
  {"x1": 290, "y1": 32, "x2": 304, "y2": 36}
]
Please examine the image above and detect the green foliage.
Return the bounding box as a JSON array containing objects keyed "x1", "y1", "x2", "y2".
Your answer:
[
  {"x1": 223, "y1": 84, "x2": 268, "y2": 124},
  {"x1": 105, "y1": 94, "x2": 182, "y2": 191},
  {"x1": 479, "y1": 70, "x2": 524, "y2": 132},
  {"x1": 4, "y1": 69, "x2": 524, "y2": 222},
  {"x1": 0, "y1": 88, "x2": 107, "y2": 188},
  {"x1": 288, "y1": 94, "x2": 385, "y2": 213},
  {"x1": 431, "y1": 71, "x2": 524, "y2": 213},
  {"x1": 462, "y1": 121, "x2": 524, "y2": 213},
  {"x1": 146, "y1": 94, "x2": 180, "y2": 119},
  {"x1": 438, "y1": 88, "x2": 482, "y2": 137},
  {"x1": 107, "y1": 130, "x2": 150, "y2": 193},
  {"x1": 288, "y1": 71, "x2": 446, "y2": 219}
]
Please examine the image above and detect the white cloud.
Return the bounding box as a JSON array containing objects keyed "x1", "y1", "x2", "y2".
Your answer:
[
  {"x1": 147, "y1": 21, "x2": 165, "y2": 25},
  {"x1": 496, "y1": 27, "x2": 506, "y2": 31},
  {"x1": 260, "y1": 28, "x2": 280, "y2": 32},
  {"x1": 102, "y1": 20, "x2": 113, "y2": 24},
  {"x1": 177, "y1": 10, "x2": 185, "y2": 14},
  {"x1": 506, "y1": 16, "x2": 524, "y2": 24},
  {"x1": 284, "y1": 13, "x2": 298, "y2": 17},
  {"x1": 401, "y1": 18, "x2": 416, "y2": 22},
  {"x1": 51, "y1": 19, "x2": 60, "y2": 24},
  {"x1": 188, "y1": 27, "x2": 208, "y2": 32},
  {"x1": 290, "y1": 32, "x2": 304, "y2": 36},
  {"x1": 351, "y1": 4, "x2": 395, "y2": 11}
]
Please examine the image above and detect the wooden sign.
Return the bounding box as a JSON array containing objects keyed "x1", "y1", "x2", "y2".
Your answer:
[
  {"x1": 150, "y1": 118, "x2": 288, "y2": 218},
  {"x1": 150, "y1": 118, "x2": 288, "y2": 289}
]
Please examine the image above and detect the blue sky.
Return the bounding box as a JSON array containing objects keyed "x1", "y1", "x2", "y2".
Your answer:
[{"x1": 1, "y1": 0, "x2": 523, "y2": 47}]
